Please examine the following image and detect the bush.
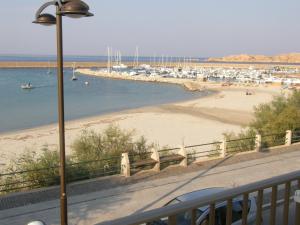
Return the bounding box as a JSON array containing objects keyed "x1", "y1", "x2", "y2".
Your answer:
[
  {"x1": 251, "y1": 90, "x2": 300, "y2": 135},
  {"x1": 70, "y1": 125, "x2": 153, "y2": 179},
  {"x1": 223, "y1": 90, "x2": 300, "y2": 151},
  {"x1": 0, "y1": 125, "x2": 154, "y2": 194},
  {"x1": 0, "y1": 147, "x2": 60, "y2": 193},
  {"x1": 223, "y1": 129, "x2": 256, "y2": 153}
]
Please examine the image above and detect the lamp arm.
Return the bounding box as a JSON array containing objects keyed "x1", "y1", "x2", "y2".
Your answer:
[
  {"x1": 35, "y1": 1, "x2": 58, "y2": 19},
  {"x1": 35, "y1": 0, "x2": 77, "y2": 14}
]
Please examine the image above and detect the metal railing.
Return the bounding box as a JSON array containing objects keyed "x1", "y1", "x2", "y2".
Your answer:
[
  {"x1": 97, "y1": 170, "x2": 300, "y2": 225},
  {"x1": 1, "y1": 129, "x2": 300, "y2": 195},
  {"x1": 261, "y1": 132, "x2": 286, "y2": 148},
  {"x1": 0, "y1": 156, "x2": 121, "y2": 194},
  {"x1": 226, "y1": 136, "x2": 256, "y2": 154},
  {"x1": 185, "y1": 142, "x2": 222, "y2": 162},
  {"x1": 292, "y1": 130, "x2": 300, "y2": 144}
]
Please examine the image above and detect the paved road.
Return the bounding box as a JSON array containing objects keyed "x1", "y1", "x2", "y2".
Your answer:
[{"x1": 0, "y1": 149, "x2": 300, "y2": 225}]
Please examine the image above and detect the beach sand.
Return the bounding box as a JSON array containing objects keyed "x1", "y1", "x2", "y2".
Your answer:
[{"x1": 0, "y1": 85, "x2": 283, "y2": 169}]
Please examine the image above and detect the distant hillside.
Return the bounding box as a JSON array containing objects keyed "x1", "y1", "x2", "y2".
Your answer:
[{"x1": 208, "y1": 53, "x2": 300, "y2": 63}]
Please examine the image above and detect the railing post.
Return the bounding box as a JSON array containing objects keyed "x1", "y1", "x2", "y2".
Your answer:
[
  {"x1": 168, "y1": 215, "x2": 177, "y2": 225},
  {"x1": 221, "y1": 138, "x2": 227, "y2": 158},
  {"x1": 270, "y1": 186, "x2": 278, "y2": 225},
  {"x1": 121, "y1": 153, "x2": 130, "y2": 177},
  {"x1": 283, "y1": 181, "x2": 291, "y2": 225},
  {"x1": 151, "y1": 147, "x2": 160, "y2": 172},
  {"x1": 285, "y1": 130, "x2": 292, "y2": 146},
  {"x1": 256, "y1": 189, "x2": 264, "y2": 225},
  {"x1": 255, "y1": 134, "x2": 262, "y2": 152},
  {"x1": 178, "y1": 145, "x2": 188, "y2": 167}
]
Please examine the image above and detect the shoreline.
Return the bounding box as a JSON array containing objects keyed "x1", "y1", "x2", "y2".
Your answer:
[
  {"x1": 76, "y1": 69, "x2": 208, "y2": 92},
  {"x1": 0, "y1": 87, "x2": 215, "y2": 136},
  {"x1": 76, "y1": 68, "x2": 289, "y2": 93},
  {"x1": 0, "y1": 73, "x2": 284, "y2": 136},
  {"x1": 0, "y1": 85, "x2": 284, "y2": 168},
  {"x1": 0, "y1": 66, "x2": 287, "y2": 168},
  {"x1": 0, "y1": 91, "x2": 214, "y2": 137}
]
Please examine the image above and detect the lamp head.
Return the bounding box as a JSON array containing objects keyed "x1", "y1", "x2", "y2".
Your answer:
[
  {"x1": 59, "y1": 0, "x2": 93, "y2": 18},
  {"x1": 33, "y1": 13, "x2": 56, "y2": 26}
]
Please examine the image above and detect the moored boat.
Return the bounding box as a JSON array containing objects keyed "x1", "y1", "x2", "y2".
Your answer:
[{"x1": 21, "y1": 83, "x2": 33, "y2": 89}]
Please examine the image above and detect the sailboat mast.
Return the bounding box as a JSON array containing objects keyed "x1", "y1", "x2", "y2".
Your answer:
[
  {"x1": 107, "y1": 47, "x2": 111, "y2": 73},
  {"x1": 135, "y1": 46, "x2": 139, "y2": 68},
  {"x1": 73, "y1": 62, "x2": 75, "y2": 76}
]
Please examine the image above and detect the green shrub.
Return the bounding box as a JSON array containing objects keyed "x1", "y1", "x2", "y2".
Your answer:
[
  {"x1": 224, "y1": 129, "x2": 256, "y2": 153},
  {"x1": 223, "y1": 90, "x2": 300, "y2": 151},
  {"x1": 251, "y1": 90, "x2": 300, "y2": 135},
  {"x1": 0, "y1": 148, "x2": 60, "y2": 193},
  {"x1": 71, "y1": 125, "x2": 153, "y2": 178},
  {"x1": 0, "y1": 125, "x2": 154, "y2": 194}
]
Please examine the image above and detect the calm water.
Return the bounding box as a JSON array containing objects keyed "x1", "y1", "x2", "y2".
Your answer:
[{"x1": 0, "y1": 68, "x2": 208, "y2": 133}]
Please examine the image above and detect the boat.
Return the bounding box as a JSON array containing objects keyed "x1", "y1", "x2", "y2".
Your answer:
[
  {"x1": 47, "y1": 61, "x2": 52, "y2": 75},
  {"x1": 71, "y1": 63, "x2": 78, "y2": 81},
  {"x1": 112, "y1": 64, "x2": 128, "y2": 70},
  {"x1": 71, "y1": 74, "x2": 78, "y2": 81},
  {"x1": 21, "y1": 83, "x2": 33, "y2": 89},
  {"x1": 112, "y1": 51, "x2": 128, "y2": 70}
]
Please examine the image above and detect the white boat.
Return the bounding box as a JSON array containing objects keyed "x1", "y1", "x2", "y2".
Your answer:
[
  {"x1": 71, "y1": 63, "x2": 78, "y2": 81},
  {"x1": 112, "y1": 51, "x2": 128, "y2": 70},
  {"x1": 71, "y1": 74, "x2": 78, "y2": 81},
  {"x1": 47, "y1": 61, "x2": 52, "y2": 74},
  {"x1": 112, "y1": 63, "x2": 128, "y2": 69},
  {"x1": 21, "y1": 83, "x2": 33, "y2": 89},
  {"x1": 129, "y1": 71, "x2": 138, "y2": 76}
]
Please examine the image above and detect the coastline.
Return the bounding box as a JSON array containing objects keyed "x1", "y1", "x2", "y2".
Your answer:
[
  {"x1": 0, "y1": 91, "x2": 214, "y2": 137},
  {"x1": 76, "y1": 69, "x2": 239, "y2": 92},
  {"x1": 76, "y1": 69, "x2": 208, "y2": 92},
  {"x1": 0, "y1": 82, "x2": 214, "y2": 136},
  {"x1": 76, "y1": 68, "x2": 290, "y2": 93},
  {"x1": 0, "y1": 83, "x2": 284, "y2": 168}
]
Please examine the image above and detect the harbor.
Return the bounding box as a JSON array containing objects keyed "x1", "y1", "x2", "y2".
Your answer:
[{"x1": 77, "y1": 62, "x2": 300, "y2": 90}]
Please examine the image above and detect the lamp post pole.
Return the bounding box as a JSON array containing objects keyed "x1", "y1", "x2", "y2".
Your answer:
[
  {"x1": 33, "y1": 2, "x2": 93, "y2": 224},
  {"x1": 56, "y1": 6, "x2": 68, "y2": 225}
]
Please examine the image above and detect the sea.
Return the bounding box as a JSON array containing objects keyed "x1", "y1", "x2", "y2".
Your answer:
[{"x1": 0, "y1": 67, "x2": 209, "y2": 133}]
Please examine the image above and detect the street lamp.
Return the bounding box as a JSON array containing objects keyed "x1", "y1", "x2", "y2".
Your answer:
[{"x1": 33, "y1": 1, "x2": 93, "y2": 225}]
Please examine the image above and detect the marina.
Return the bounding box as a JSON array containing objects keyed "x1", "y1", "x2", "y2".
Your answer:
[
  {"x1": 79, "y1": 62, "x2": 300, "y2": 89},
  {"x1": 107, "y1": 52, "x2": 300, "y2": 86}
]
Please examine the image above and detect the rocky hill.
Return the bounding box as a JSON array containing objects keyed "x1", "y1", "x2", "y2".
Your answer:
[{"x1": 208, "y1": 53, "x2": 300, "y2": 63}]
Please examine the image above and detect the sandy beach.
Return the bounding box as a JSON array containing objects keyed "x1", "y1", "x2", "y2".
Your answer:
[{"x1": 0, "y1": 82, "x2": 284, "y2": 169}]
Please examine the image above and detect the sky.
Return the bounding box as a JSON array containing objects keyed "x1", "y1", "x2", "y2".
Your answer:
[{"x1": 0, "y1": 0, "x2": 300, "y2": 57}]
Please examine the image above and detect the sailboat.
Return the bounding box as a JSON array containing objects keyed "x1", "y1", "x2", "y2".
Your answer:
[
  {"x1": 21, "y1": 82, "x2": 33, "y2": 90},
  {"x1": 71, "y1": 63, "x2": 78, "y2": 81},
  {"x1": 47, "y1": 61, "x2": 52, "y2": 75},
  {"x1": 107, "y1": 47, "x2": 112, "y2": 73},
  {"x1": 112, "y1": 51, "x2": 128, "y2": 70},
  {"x1": 133, "y1": 46, "x2": 140, "y2": 69}
]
